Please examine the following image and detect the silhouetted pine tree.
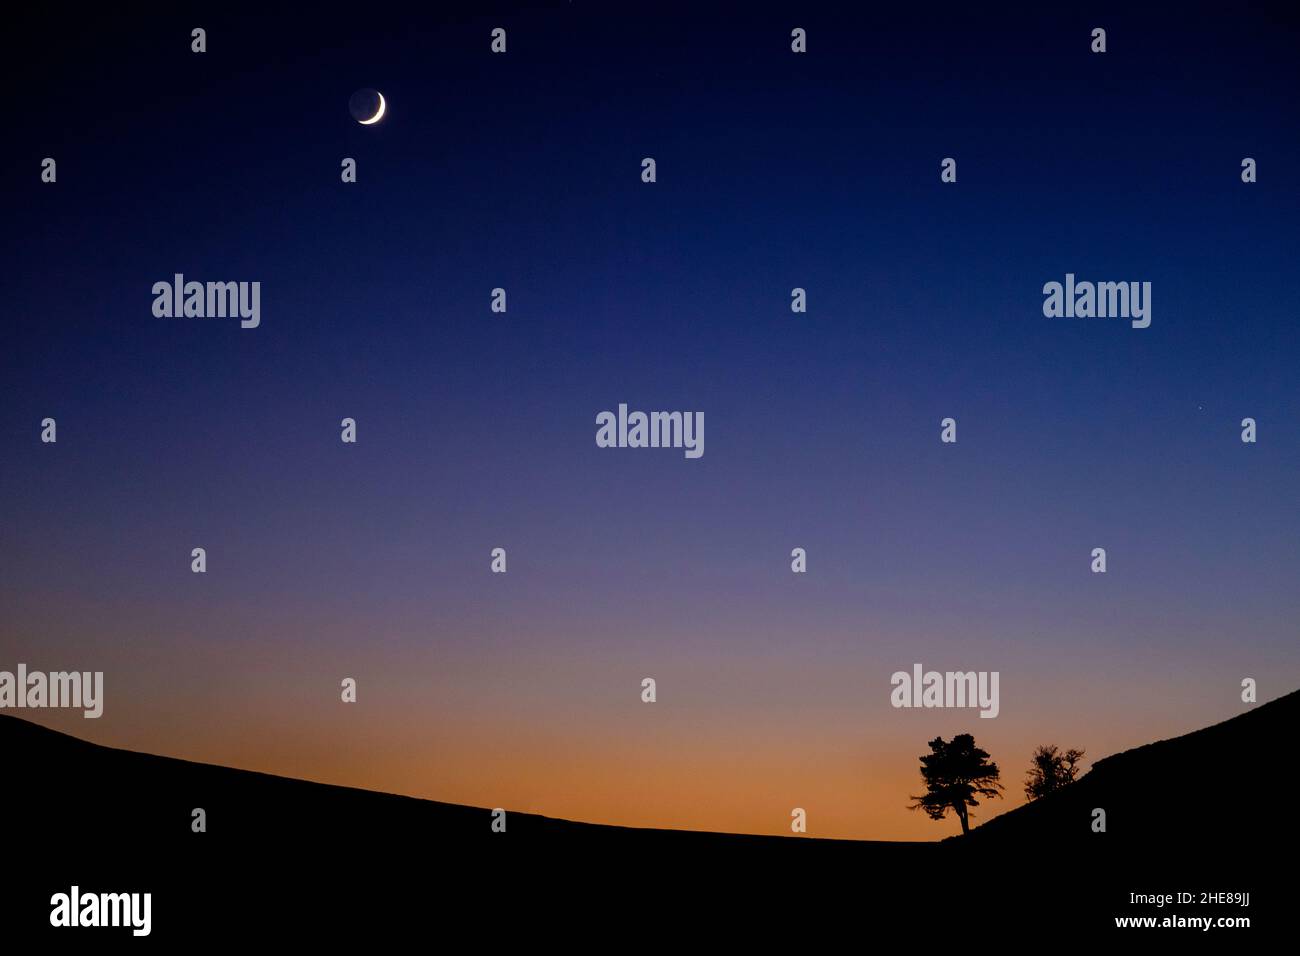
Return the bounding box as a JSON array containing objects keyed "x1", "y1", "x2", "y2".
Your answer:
[{"x1": 908, "y1": 734, "x2": 1003, "y2": 835}]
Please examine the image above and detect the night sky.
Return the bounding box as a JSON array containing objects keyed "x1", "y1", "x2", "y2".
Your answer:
[{"x1": 3, "y1": 3, "x2": 1298, "y2": 839}]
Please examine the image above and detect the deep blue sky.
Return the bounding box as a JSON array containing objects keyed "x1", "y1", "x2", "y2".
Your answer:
[{"x1": 3, "y1": 3, "x2": 1298, "y2": 838}]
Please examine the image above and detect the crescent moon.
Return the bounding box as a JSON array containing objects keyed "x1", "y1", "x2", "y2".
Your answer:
[{"x1": 359, "y1": 92, "x2": 386, "y2": 125}]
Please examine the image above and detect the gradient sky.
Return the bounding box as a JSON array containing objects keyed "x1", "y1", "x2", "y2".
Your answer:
[{"x1": 3, "y1": 4, "x2": 1299, "y2": 840}]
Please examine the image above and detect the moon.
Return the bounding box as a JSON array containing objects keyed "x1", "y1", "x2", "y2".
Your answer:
[
  {"x1": 348, "y1": 89, "x2": 386, "y2": 125},
  {"x1": 360, "y1": 92, "x2": 386, "y2": 125}
]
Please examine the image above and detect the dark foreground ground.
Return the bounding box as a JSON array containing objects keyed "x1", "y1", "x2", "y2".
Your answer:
[{"x1": 4, "y1": 691, "x2": 1291, "y2": 941}]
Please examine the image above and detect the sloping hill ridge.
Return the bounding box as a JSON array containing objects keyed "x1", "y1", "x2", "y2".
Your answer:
[
  {"x1": 2, "y1": 691, "x2": 1292, "y2": 937},
  {"x1": 3, "y1": 689, "x2": 1292, "y2": 851},
  {"x1": 959, "y1": 687, "x2": 1297, "y2": 848},
  {"x1": 0, "y1": 713, "x2": 914, "y2": 852}
]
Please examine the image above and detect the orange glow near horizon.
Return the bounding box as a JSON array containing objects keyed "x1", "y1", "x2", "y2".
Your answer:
[{"x1": 8, "y1": 635, "x2": 1286, "y2": 842}]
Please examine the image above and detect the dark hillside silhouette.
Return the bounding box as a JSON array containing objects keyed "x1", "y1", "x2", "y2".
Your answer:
[
  {"x1": 3, "y1": 689, "x2": 1294, "y2": 939},
  {"x1": 958, "y1": 690, "x2": 1292, "y2": 850}
]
